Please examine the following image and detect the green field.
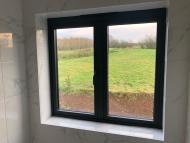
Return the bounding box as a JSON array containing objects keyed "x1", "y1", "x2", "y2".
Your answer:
[{"x1": 58, "y1": 48, "x2": 155, "y2": 96}]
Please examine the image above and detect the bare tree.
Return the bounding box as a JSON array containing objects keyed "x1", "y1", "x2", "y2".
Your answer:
[
  {"x1": 139, "y1": 36, "x2": 156, "y2": 49},
  {"x1": 109, "y1": 35, "x2": 130, "y2": 48}
]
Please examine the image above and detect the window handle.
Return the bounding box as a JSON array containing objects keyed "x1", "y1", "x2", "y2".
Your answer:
[{"x1": 93, "y1": 73, "x2": 95, "y2": 86}]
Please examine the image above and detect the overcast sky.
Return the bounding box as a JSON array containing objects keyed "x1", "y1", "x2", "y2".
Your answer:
[{"x1": 57, "y1": 23, "x2": 157, "y2": 43}]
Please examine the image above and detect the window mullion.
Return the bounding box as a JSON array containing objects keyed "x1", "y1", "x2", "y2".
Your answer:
[{"x1": 94, "y1": 23, "x2": 108, "y2": 121}]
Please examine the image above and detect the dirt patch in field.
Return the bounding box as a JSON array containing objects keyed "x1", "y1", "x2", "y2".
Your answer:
[{"x1": 59, "y1": 93, "x2": 153, "y2": 119}]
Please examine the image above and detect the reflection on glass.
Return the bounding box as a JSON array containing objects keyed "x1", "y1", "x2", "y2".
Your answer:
[
  {"x1": 108, "y1": 23, "x2": 157, "y2": 120},
  {"x1": 56, "y1": 27, "x2": 94, "y2": 113},
  {"x1": 0, "y1": 33, "x2": 13, "y2": 48}
]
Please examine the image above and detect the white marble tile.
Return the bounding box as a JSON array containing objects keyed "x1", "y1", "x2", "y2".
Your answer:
[
  {"x1": 0, "y1": 0, "x2": 30, "y2": 143},
  {"x1": 44, "y1": 117, "x2": 164, "y2": 141},
  {"x1": 5, "y1": 95, "x2": 29, "y2": 143},
  {"x1": 167, "y1": 14, "x2": 190, "y2": 62},
  {"x1": 0, "y1": 63, "x2": 4, "y2": 102},
  {"x1": 0, "y1": 39, "x2": 8, "y2": 143},
  {"x1": 1, "y1": 62, "x2": 27, "y2": 98},
  {"x1": 36, "y1": 29, "x2": 48, "y2": 62},
  {"x1": 0, "y1": 40, "x2": 25, "y2": 63},
  {"x1": 0, "y1": 97, "x2": 8, "y2": 143},
  {"x1": 0, "y1": 0, "x2": 23, "y2": 19},
  {"x1": 164, "y1": 1, "x2": 190, "y2": 143},
  {"x1": 0, "y1": 16, "x2": 24, "y2": 63},
  {"x1": 165, "y1": 60, "x2": 188, "y2": 101},
  {"x1": 38, "y1": 61, "x2": 51, "y2": 123}
]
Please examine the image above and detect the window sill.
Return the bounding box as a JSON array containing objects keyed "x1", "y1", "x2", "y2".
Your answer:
[{"x1": 42, "y1": 117, "x2": 164, "y2": 142}]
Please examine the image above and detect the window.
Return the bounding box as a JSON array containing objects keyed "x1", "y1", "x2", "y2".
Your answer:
[
  {"x1": 56, "y1": 27, "x2": 94, "y2": 113},
  {"x1": 48, "y1": 8, "x2": 166, "y2": 129}
]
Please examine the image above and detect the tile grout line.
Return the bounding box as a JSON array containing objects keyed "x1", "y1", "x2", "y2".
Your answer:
[{"x1": 0, "y1": 63, "x2": 9, "y2": 143}]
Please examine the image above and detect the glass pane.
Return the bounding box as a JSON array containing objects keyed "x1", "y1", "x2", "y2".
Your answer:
[
  {"x1": 56, "y1": 27, "x2": 94, "y2": 113},
  {"x1": 108, "y1": 23, "x2": 157, "y2": 120}
]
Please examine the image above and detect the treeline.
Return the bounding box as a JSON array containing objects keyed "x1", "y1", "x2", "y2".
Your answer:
[
  {"x1": 109, "y1": 35, "x2": 136, "y2": 48},
  {"x1": 57, "y1": 38, "x2": 93, "y2": 50},
  {"x1": 57, "y1": 36, "x2": 156, "y2": 50},
  {"x1": 139, "y1": 36, "x2": 156, "y2": 49},
  {"x1": 109, "y1": 35, "x2": 156, "y2": 49}
]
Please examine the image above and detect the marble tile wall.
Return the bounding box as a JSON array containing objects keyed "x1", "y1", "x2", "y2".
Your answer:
[
  {"x1": 0, "y1": 0, "x2": 30, "y2": 143},
  {"x1": 0, "y1": 0, "x2": 189, "y2": 143},
  {"x1": 165, "y1": 1, "x2": 190, "y2": 143},
  {"x1": 0, "y1": 0, "x2": 188, "y2": 143},
  {"x1": 23, "y1": 0, "x2": 190, "y2": 143}
]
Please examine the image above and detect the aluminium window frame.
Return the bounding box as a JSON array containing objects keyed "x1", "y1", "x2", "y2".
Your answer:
[{"x1": 48, "y1": 8, "x2": 166, "y2": 129}]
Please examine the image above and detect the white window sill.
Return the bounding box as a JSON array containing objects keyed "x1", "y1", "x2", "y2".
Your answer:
[{"x1": 42, "y1": 117, "x2": 164, "y2": 142}]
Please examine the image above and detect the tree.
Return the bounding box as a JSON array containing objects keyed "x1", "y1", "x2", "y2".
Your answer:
[
  {"x1": 109, "y1": 35, "x2": 129, "y2": 48},
  {"x1": 140, "y1": 36, "x2": 156, "y2": 49}
]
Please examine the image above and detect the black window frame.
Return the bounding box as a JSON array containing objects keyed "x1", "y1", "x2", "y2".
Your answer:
[{"x1": 48, "y1": 8, "x2": 166, "y2": 129}]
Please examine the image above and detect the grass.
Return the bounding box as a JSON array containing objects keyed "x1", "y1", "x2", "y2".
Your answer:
[{"x1": 58, "y1": 48, "x2": 155, "y2": 96}]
